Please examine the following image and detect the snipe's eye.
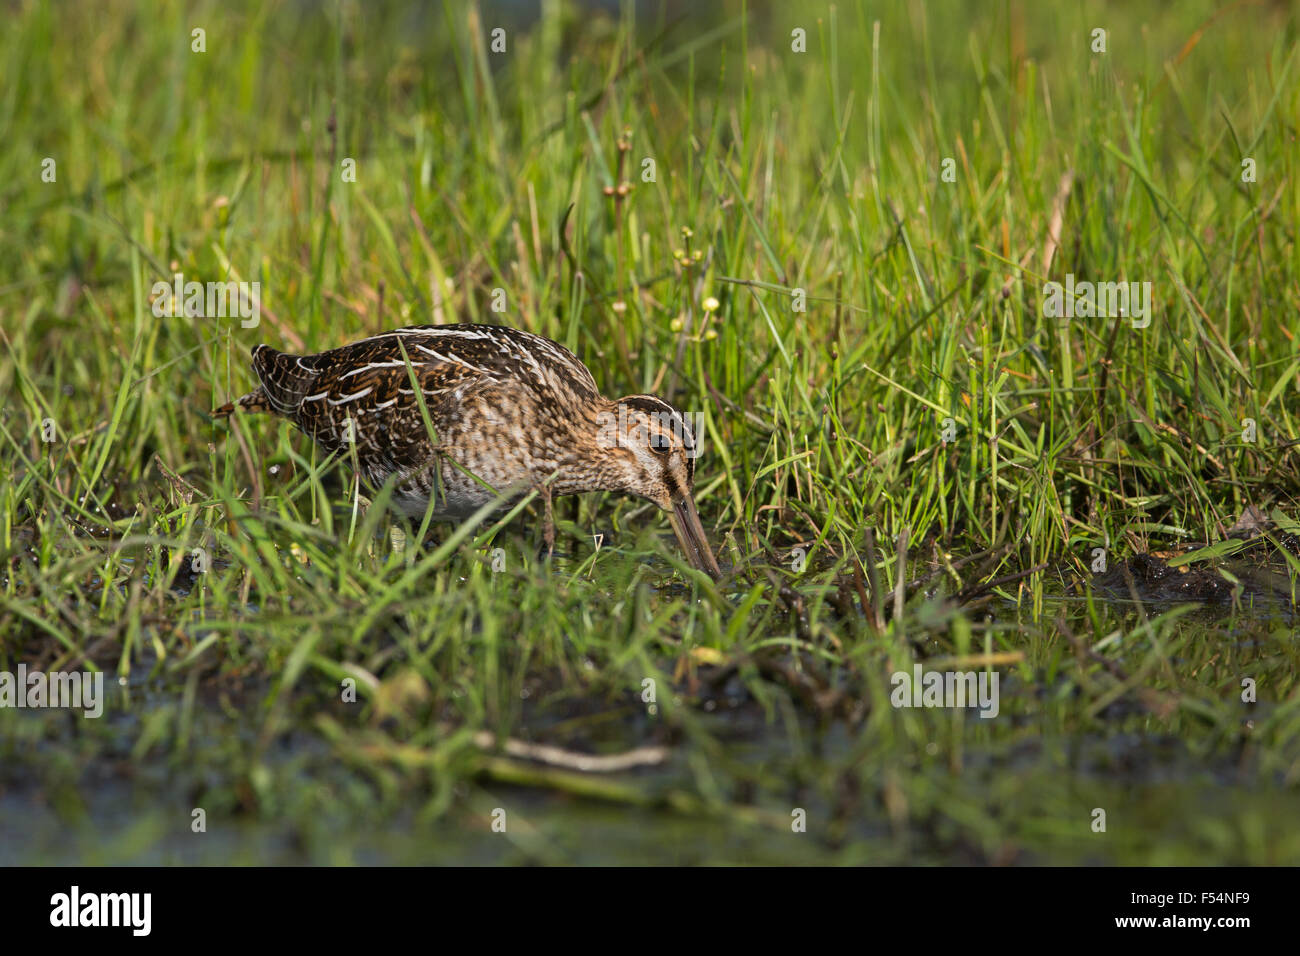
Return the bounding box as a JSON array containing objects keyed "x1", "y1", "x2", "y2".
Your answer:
[{"x1": 649, "y1": 432, "x2": 672, "y2": 455}]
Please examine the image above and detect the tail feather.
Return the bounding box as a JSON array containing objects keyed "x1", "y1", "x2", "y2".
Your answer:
[
  {"x1": 212, "y1": 388, "x2": 273, "y2": 418},
  {"x1": 251, "y1": 343, "x2": 320, "y2": 414},
  {"x1": 212, "y1": 344, "x2": 320, "y2": 420}
]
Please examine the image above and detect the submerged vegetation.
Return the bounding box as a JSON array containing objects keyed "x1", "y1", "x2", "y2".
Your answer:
[{"x1": 2, "y1": 1, "x2": 1299, "y2": 864}]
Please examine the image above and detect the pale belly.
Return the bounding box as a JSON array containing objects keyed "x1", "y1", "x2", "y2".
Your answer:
[{"x1": 385, "y1": 450, "x2": 541, "y2": 521}]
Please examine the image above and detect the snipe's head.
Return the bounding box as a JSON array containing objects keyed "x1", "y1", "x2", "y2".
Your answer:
[{"x1": 599, "y1": 395, "x2": 723, "y2": 579}]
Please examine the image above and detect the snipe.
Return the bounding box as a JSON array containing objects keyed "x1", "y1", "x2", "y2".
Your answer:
[{"x1": 214, "y1": 324, "x2": 722, "y2": 578}]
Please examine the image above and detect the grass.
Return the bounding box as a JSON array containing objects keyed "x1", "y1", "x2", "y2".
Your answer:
[{"x1": 2, "y1": 0, "x2": 1299, "y2": 864}]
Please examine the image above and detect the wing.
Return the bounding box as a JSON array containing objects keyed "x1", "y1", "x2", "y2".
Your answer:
[
  {"x1": 250, "y1": 324, "x2": 599, "y2": 469},
  {"x1": 374, "y1": 324, "x2": 601, "y2": 400}
]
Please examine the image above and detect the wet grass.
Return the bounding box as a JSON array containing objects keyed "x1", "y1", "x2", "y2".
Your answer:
[{"x1": 2, "y1": 0, "x2": 1299, "y2": 864}]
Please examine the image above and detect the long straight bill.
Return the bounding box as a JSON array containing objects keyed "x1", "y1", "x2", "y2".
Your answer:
[{"x1": 669, "y1": 493, "x2": 723, "y2": 579}]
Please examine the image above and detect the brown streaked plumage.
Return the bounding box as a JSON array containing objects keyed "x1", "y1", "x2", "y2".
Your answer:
[{"x1": 213, "y1": 323, "x2": 722, "y2": 578}]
